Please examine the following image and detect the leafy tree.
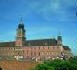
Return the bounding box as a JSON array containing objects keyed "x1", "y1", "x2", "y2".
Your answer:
[{"x1": 31, "y1": 56, "x2": 77, "y2": 70}]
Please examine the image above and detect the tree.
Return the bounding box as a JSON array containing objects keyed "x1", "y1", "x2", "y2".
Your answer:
[{"x1": 31, "y1": 56, "x2": 77, "y2": 70}]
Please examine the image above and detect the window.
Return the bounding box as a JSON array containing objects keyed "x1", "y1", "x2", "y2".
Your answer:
[
  {"x1": 31, "y1": 52, "x2": 32, "y2": 56},
  {"x1": 43, "y1": 46, "x2": 44, "y2": 49},
  {"x1": 39, "y1": 52, "x2": 40, "y2": 56},
  {"x1": 39, "y1": 47, "x2": 40, "y2": 50}
]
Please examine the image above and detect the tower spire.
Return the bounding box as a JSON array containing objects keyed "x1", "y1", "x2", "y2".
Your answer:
[
  {"x1": 19, "y1": 17, "x2": 23, "y2": 24},
  {"x1": 59, "y1": 31, "x2": 61, "y2": 36},
  {"x1": 18, "y1": 17, "x2": 24, "y2": 29},
  {"x1": 15, "y1": 17, "x2": 26, "y2": 47},
  {"x1": 57, "y1": 31, "x2": 62, "y2": 45}
]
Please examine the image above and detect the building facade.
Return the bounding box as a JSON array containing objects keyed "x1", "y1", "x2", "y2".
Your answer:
[{"x1": 0, "y1": 20, "x2": 72, "y2": 61}]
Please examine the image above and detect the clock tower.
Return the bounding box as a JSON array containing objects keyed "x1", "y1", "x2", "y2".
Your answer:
[{"x1": 15, "y1": 19, "x2": 26, "y2": 47}]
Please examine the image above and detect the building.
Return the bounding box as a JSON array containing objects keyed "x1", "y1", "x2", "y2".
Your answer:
[{"x1": 0, "y1": 19, "x2": 72, "y2": 61}]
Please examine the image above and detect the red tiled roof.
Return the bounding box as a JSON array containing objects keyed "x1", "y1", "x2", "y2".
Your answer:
[{"x1": 0, "y1": 39, "x2": 57, "y2": 47}]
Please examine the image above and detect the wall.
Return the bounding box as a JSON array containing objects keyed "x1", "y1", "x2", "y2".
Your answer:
[
  {"x1": 0, "y1": 46, "x2": 61, "y2": 60},
  {"x1": 0, "y1": 60, "x2": 38, "y2": 70}
]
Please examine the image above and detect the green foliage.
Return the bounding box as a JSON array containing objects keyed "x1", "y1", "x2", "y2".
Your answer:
[{"x1": 31, "y1": 56, "x2": 77, "y2": 70}]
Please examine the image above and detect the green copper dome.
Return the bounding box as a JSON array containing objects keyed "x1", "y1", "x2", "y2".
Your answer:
[{"x1": 18, "y1": 23, "x2": 24, "y2": 29}]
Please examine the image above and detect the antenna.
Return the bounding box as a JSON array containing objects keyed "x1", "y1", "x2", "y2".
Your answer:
[
  {"x1": 59, "y1": 31, "x2": 61, "y2": 36},
  {"x1": 19, "y1": 16, "x2": 23, "y2": 24},
  {"x1": 20, "y1": 17, "x2": 22, "y2": 22},
  {"x1": 20, "y1": 16, "x2": 23, "y2": 24}
]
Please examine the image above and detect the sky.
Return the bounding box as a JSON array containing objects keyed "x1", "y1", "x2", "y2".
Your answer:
[{"x1": 0, "y1": 0, "x2": 77, "y2": 55}]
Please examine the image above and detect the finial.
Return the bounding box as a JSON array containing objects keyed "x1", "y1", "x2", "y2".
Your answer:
[
  {"x1": 20, "y1": 17, "x2": 22, "y2": 22},
  {"x1": 19, "y1": 16, "x2": 23, "y2": 24},
  {"x1": 58, "y1": 31, "x2": 61, "y2": 36},
  {"x1": 18, "y1": 16, "x2": 24, "y2": 29}
]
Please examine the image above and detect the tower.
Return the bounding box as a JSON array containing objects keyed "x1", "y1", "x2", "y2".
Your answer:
[
  {"x1": 15, "y1": 18, "x2": 26, "y2": 47},
  {"x1": 57, "y1": 32, "x2": 63, "y2": 52},
  {"x1": 57, "y1": 32, "x2": 62, "y2": 45}
]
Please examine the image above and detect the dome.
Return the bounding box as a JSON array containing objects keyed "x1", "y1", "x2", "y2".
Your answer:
[{"x1": 18, "y1": 23, "x2": 24, "y2": 29}]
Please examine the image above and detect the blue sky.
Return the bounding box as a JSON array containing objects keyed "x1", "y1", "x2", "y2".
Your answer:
[{"x1": 0, "y1": 0, "x2": 77, "y2": 55}]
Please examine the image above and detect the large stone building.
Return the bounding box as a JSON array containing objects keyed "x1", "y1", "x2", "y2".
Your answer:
[{"x1": 0, "y1": 19, "x2": 72, "y2": 61}]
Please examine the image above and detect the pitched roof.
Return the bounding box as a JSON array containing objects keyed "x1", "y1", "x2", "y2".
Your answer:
[
  {"x1": 0, "y1": 41, "x2": 15, "y2": 47},
  {"x1": 0, "y1": 39, "x2": 71, "y2": 51},
  {"x1": 0, "y1": 38, "x2": 57, "y2": 47},
  {"x1": 26, "y1": 39, "x2": 57, "y2": 46},
  {"x1": 63, "y1": 46, "x2": 71, "y2": 51}
]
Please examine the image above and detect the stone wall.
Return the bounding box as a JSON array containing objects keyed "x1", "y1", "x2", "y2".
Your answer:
[{"x1": 0, "y1": 60, "x2": 38, "y2": 70}]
